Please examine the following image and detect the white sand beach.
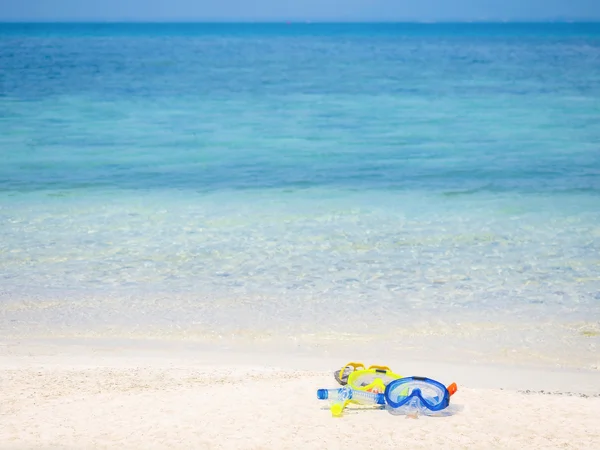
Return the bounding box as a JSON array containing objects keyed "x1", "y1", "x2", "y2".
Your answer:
[{"x1": 2, "y1": 340, "x2": 599, "y2": 449}]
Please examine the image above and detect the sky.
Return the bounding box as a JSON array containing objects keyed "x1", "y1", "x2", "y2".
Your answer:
[{"x1": 0, "y1": 0, "x2": 599, "y2": 22}]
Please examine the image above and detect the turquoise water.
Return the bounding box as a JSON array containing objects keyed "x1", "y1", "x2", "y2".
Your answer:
[{"x1": 1, "y1": 23, "x2": 599, "y2": 367}]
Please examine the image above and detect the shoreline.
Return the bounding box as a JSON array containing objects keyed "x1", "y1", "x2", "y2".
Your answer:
[{"x1": 2, "y1": 336, "x2": 599, "y2": 390}]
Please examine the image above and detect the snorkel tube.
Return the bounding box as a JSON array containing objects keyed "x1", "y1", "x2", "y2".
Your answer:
[{"x1": 317, "y1": 386, "x2": 385, "y2": 417}]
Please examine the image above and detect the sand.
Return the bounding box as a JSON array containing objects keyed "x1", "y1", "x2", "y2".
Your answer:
[{"x1": 1, "y1": 340, "x2": 599, "y2": 449}]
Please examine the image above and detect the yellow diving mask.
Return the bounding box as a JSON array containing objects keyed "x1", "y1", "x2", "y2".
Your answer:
[{"x1": 347, "y1": 367, "x2": 402, "y2": 394}]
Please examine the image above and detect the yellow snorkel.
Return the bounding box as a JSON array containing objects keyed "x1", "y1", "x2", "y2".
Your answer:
[{"x1": 319, "y1": 365, "x2": 403, "y2": 416}]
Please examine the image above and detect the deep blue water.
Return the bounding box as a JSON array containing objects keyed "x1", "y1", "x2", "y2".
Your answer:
[
  {"x1": 0, "y1": 23, "x2": 599, "y2": 367},
  {"x1": 1, "y1": 23, "x2": 599, "y2": 194}
]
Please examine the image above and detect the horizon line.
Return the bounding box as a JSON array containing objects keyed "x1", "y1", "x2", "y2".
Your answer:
[{"x1": 2, "y1": 19, "x2": 600, "y2": 24}]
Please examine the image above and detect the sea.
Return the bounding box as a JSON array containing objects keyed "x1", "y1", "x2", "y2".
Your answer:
[{"x1": 1, "y1": 22, "x2": 599, "y2": 369}]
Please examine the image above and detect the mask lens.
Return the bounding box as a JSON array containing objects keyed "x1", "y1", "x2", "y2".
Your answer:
[
  {"x1": 385, "y1": 377, "x2": 449, "y2": 411},
  {"x1": 348, "y1": 369, "x2": 401, "y2": 392}
]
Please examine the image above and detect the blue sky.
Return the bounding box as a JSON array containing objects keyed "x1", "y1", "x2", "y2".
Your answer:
[{"x1": 0, "y1": 0, "x2": 598, "y2": 21}]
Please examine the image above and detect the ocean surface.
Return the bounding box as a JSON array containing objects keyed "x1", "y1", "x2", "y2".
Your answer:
[{"x1": 1, "y1": 23, "x2": 599, "y2": 368}]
